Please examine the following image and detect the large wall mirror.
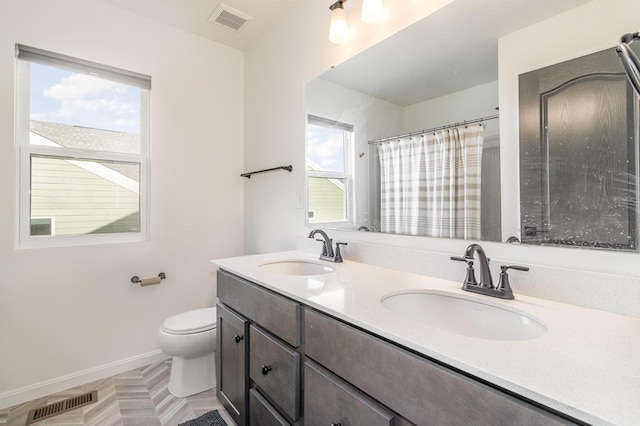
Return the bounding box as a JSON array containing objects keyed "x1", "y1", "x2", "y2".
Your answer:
[
  {"x1": 520, "y1": 47, "x2": 639, "y2": 251},
  {"x1": 304, "y1": 0, "x2": 640, "y2": 253}
]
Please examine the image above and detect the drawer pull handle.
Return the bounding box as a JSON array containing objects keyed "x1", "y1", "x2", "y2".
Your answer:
[
  {"x1": 331, "y1": 424, "x2": 342, "y2": 426},
  {"x1": 234, "y1": 335, "x2": 244, "y2": 343},
  {"x1": 261, "y1": 365, "x2": 272, "y2": 375}
]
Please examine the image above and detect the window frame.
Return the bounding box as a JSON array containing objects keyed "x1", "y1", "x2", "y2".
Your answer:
[
  {"x1": 15, "y1": 45, "x2": 151, "y2": 248},
  {"x1": 305, "y1": 114, "x2": 355, "y2": 228}
]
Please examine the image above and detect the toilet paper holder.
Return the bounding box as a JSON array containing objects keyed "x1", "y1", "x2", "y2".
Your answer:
[{"x1": 131, "y1": 272, "x2": 166, "y2": 286}]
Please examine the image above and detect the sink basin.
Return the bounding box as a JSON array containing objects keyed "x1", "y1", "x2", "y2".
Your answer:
[
  {"x1": 382, "y1": 290, "x2": 546, "y2": 340},
  {"x1": 259, "y1": 260, "x2": 335, "y2": 276}
]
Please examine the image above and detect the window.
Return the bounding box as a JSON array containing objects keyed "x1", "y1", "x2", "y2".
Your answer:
[
  {"x1": 30, "y1": 217, "x2": 54, "y2": 236},
  {"x1": 305, "y1": 115, "x2": 354, "y2": 226},
  {"x1": 16, "y1": 45, "x2": 151, "y2": 247}
]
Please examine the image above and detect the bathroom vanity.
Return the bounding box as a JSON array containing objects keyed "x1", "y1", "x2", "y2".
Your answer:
[
  {"x1": 212, "y1": 251, "x2": 640, "y2": 426},
  {"x1": 217, "y1": 268, "x2": 301, "y2": 425}
]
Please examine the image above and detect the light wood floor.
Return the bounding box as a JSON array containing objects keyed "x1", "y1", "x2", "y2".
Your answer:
[{"x1": 0, "y1": 360, "x2": 234, "y2": 426}]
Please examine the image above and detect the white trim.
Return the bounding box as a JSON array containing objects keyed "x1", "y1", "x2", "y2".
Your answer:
[
  {"x1": 307, "y1": 159, "x2": 346, "y2": 191},
  {"x1": 69, "y1": 159, "x2": 139, "y2": 193},
  {"x1": 30, "y1": 132, "x2": 58, "y2": 147},
  {"x1": 139, "y1": 89, "x2": 151, "y2": 241},
  {"x1": 0, "y1": 350, "x2": 168, "y2": 410},
  {"x1": 20, "y1": 230, "x2": 147, "y2": 249},
  {"x1": 15, "y1": 59, "x2": 30, "y2": 249}
]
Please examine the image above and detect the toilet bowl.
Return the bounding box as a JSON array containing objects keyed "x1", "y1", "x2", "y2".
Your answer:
[{"x1": 157, "y1": 307, "x2": 217, "y2": 398}]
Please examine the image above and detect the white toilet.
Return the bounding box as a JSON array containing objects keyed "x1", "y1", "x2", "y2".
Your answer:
[{"x1": 157, "y1": 307, "x2": 217, "y2": 398}]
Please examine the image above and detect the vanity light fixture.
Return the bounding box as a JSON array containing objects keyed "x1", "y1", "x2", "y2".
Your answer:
[
  {"x1": 361, "y1": 0, "x2": 384, "y2": 24},
  {"x1": 329, "y1": 0, "x2": 349, "y2": 44}
]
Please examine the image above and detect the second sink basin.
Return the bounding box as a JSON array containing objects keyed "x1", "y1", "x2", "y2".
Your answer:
[
  {"x1": 259, "y1": 260, "x2": 335, "y2": 276},
  {"x1": 382, "y1": 290, "x2": 546, "y2": 341}
]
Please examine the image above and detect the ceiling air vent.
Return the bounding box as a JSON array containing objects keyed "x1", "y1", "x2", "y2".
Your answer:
[{"x1": 208, "y1": 3, "x2": 253, "y2": 32}]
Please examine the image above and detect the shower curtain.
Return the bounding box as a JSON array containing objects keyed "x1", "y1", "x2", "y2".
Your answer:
[{"x1": 377, "y1": 124, "x2": 484, "y2": 239}]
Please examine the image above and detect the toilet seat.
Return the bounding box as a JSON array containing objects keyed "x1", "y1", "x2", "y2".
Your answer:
[{"x1": 161, "y1": 307, "x2": 217, "y2": 335}]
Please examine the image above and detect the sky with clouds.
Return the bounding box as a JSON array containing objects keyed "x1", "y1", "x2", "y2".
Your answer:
[
  {"x1": 306, "y1": 123, "x2": 346, "y2": 173},
  {"x1": 30, "y1": 62, "x2": 141, "y2": 134}
]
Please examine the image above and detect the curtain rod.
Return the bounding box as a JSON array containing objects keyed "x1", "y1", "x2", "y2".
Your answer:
[{"x1": 368, "y1": 113, "x2": 500, "y2": 145}]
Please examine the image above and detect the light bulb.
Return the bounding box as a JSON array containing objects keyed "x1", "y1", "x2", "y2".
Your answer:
[
  {"x1": 361, "y1": 0, "x2": 384, "y2": 24},
  {"x1": 329, "y1": 4, "x2": 349, "y2": 44}
]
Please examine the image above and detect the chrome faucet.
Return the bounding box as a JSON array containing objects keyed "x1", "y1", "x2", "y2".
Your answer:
[
  {"x1": 464, "y1": 244, "x2": 493, "y2": 289},
  {"x1": 308, "y1": 229, "x2": 347, "y2": 262},
  {"x1": 451, "y1": 243, "x2": 529, "y2": 300}
]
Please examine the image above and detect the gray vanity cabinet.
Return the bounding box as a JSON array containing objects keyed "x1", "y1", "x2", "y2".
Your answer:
[
  {"x1": 249, "y1": 324, "x2": 300, "y2": 420},
  {"x1": 217, "y1": 269, "x2": 302, "y2": 425},
  {"x1": 304, "y1": 359, "x2": 395, "y2": 426},
  {"x1": 249, "y1": 388, "x2": 289, "y2": 426},
  {"x1": 304, "y1": 308, "x2": 577, "y2": 426},
  {"x1": 217, "y1": 269, "x2": 580, "y2": 426},
  {"x1": 217, "y1": 269, "x2": 301, "y2": 347},
  {"x1": 216, "y1": 303, "x2": 249, "y2": 426}
]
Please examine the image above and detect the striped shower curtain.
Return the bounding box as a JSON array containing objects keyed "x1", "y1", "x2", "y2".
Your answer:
[{"x1": 377, "y1": 124, "x2": 484, "y2": 239}]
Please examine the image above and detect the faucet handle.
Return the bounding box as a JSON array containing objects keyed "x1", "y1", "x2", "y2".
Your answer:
[
  {"x1": 502, "y1": 264, "x2": 529, "y2": 272},
  {"x1": 315, "y1": 238, "x2": 329, "y2": 256},
  {"x1": 450, "y1": 256, "x2": 478, "y2": 288},
  {"x1": 334, "y1": 242, "x2": 347, "y2": 263},
  {"x1": 496, "y1": 264, "x2": 529, "y2": 299}
]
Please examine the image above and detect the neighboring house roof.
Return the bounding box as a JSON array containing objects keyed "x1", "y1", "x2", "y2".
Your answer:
[
  {"x1": 30, "y1": 120, "x2": 140, "y2": 182},
  {"x1": 306, "y1": 158, "x2": 345, "y2": 191},
  {"x1": 30, "y1": 120, "x2": 139, "y2": 154}
]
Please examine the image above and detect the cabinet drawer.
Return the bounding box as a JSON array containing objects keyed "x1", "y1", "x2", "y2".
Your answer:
[
  {"x1": 249, "y1": 388, "x2": 290, "y2": 426},
  {"x1": 249, "y1": 325, "x2": 300, "y2": 421},
  {"x1": 218, "y1": 269, "x2": 301, "y2": 347},
  {"x1": 305, "y1": 308, "x2": 575, "y2": 426},
  {"x1": 305, "y1": 359, "x2": 394, "y2": 426}
]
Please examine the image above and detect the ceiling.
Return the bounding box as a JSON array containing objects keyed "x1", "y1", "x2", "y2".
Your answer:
[
  {"x1": 99, "y1": 0, "x2": 296, "y2": 50},
  {"x1": 320, "y1": 0, "x2": 593, "y2": 106},
  {"x1": 98, "y1": 0, "x2": 594, "y2": 104}
]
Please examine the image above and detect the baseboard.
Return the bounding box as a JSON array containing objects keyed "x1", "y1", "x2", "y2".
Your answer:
[{"x1": 0, "y1": 350, "x2": 170, "y2": 410}]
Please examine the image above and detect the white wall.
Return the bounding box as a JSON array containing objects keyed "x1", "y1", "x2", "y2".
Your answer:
[
  {"x1": 244, "y1": 0, "x2": 455, "y2": 254},
  {"x1": 305, "y1": 78, "x2": 404, "y2": 142},
  {"x1": 0, "y1": 0, "x2": 244, "y2": 407},
  {"x1": 244, "y1": 0, "x2": 640, "y2": 279},
  {"x1": 402, "y1": 81, "x2": 499, "y2": 135}
]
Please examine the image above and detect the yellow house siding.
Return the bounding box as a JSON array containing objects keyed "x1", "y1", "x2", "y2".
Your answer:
[
  {"x1": 31, "y1": 157, "x2": 139, "y2": 235},
  {"x1": 308, "y1": 177, "x2": 345, "y2": 222}
]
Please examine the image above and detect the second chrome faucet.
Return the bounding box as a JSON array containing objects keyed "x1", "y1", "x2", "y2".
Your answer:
[
  {"x1": 451, "y1": 243, "x2": 529, "y2": 300},
  {"x1": 308, "y1": 229, "x2": 347, "y2": 263}
]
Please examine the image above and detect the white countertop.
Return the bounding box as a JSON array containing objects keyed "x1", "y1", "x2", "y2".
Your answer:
[{"x1": 212, "y1": 251, "x2": 640, "y2": 426}]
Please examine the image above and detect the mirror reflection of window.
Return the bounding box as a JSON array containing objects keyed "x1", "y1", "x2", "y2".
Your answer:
[{"x1": 305, "y1": 115, "x2": 354, "y2": 226}]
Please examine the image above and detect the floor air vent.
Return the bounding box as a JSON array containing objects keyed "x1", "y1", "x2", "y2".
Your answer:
[
  {"x1": 208, "y1": 3, "x2": 253, "y2": 32},
  {"x1": 26, "y1": 390, "x2": 98, "y2": 425}
]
